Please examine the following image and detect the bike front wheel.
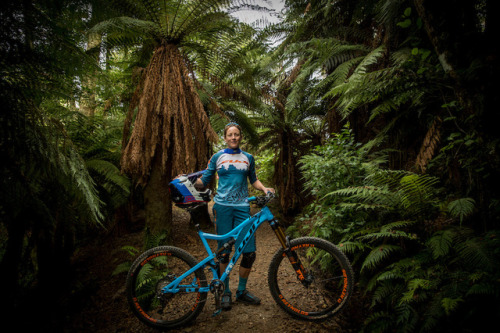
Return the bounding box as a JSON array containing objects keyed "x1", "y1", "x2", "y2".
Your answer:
[
  {"x1": 268, "y1": 237, "x2": 354, "y2": 321},
  {"x1": 126, "y1": 246, "x2": 208, "y2": 330}
]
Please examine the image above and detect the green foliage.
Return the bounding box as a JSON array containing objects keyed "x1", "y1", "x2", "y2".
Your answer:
[
  {"x1": 447, "y1": 198, "x2": 475, "y2": 225},
  {"x1": 297, "y1": 127, "x2": 500, "y2": 331},
  {"x1": 254, "y1": 149, "x2": 275, "y2": 187},
  {"x1": 113, "y1": 228, "x2": 169, "y2": 276},
  {"x1": 112, "y1": 245, "x2": 140, "y2": 276},
  {"x1": 300, "y1": 124, "x2": 382, "y2": 199}
]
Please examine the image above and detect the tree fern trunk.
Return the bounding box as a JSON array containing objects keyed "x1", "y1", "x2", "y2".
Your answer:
[{"x1": 143, "y1": 154, "x2": 172, "y2": 238}]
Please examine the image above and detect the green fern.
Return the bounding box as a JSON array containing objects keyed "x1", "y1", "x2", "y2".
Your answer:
[
  {"x1": 447, "y1": 198, "x2": 475, "y2": 225},
  {"x1": 112, "y1": 262, "x2": 133, "y2": 276},
  {"x1": 361, "y1": 244, "x2": 403, "y2": 272},
  {"x1": 143, "y1": 227, "x2": 169, "y2": 250},
  {"x1": 441, "y1": 297, "x2": 464, "y2": 315},
  {"x1": 86, "y1": 159, "x2": 131, "y2": 207},
  {"x1": 427, "y1": 229, "x2": 454, "y2": 259},
  {"x1": 361, "y1": 310, "x2": 393, "y2": 333}
]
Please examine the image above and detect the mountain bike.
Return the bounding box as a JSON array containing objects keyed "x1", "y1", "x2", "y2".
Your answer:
[{"x1": 126, "y1": 193, "x2": 354, "y2": 330}]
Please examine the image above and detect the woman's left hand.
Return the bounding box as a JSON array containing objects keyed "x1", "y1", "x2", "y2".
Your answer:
[{"x1": 264, "y1": 187, "x2": 275, "y2": 194}]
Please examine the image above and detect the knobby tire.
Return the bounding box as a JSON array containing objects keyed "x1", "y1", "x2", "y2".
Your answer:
[
  {"x1": 268, "y1": 237, "x2": 354, "y2": 321},
  {"x1": 126, "y1": 246, "x2": 207, "y2": 330}
]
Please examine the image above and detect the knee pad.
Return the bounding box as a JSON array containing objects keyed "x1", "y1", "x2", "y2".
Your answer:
[{"x1": 241, "y1": 252, "x2": 256, "y2": 269}]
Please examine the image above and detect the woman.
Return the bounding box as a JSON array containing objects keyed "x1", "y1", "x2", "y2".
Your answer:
[{"x1": 195, "y1": 122, "x2": 274, "y2": 310}]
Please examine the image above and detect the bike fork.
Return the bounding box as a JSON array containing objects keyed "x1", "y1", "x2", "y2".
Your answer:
[{"x1": 269, "y1": 220, "x2": 308, "y2": 283}]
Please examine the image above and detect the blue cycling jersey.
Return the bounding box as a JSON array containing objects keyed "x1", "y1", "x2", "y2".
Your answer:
[{"x1": 200, "y1": 148, "x2": 258, "y2": 206}]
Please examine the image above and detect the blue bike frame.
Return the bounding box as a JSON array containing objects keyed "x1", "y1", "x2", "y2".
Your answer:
[{"x1": 163, "y1": 198, "x2": 276, "y2": 294}]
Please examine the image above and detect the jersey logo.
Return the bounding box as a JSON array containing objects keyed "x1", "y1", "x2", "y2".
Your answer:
[{"x1": 220, "y1": 159, "x2": 249, "y2": 165}]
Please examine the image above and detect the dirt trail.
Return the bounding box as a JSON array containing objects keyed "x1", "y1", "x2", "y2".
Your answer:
[{"x1": 66, "y1": 204, "x2": 354, "y2": 332}]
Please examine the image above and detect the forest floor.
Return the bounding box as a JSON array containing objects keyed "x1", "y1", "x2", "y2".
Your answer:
[{"x1": 63, "y1": 203, "x2": 362, "y2": 333}]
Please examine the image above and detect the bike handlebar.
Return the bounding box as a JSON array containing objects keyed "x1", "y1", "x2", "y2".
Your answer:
[{"x1": 247, "y1": 192, "x2": 275, "y2": 207}]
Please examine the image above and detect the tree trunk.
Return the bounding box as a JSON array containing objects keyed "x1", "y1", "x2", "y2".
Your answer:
[
  {"x1": 188, "y1": 204, "x2": 212, "y2": 229},
  {"x1": 412, "y1": 0, "x2": 474, "y2": 114},
  {"x1": 143, "y1": 154, "x2": 173, "y2": 239}
]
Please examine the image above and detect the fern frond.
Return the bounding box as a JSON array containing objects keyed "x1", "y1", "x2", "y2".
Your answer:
[
  {"x1": 353, "y1": 45, "x2": 386, "y2": 75},
  {"x1": 398, "y1": 173, "x2": 440, "y2": 216},
  {"x1": 466, "y1": 282, "x2": 499, "y2": 297},
  {"x1": 395, "y1": 303, "x2": 418, "y2": 329},
  {"x1": 370, "y1": 281, "x2": 401, "y2": 306},
  {"x1": 361, "y1": 244, "x2": 402, "y2": 272},
  {"x1": 366, "y1": 169, "x2": 409, "y2": 188},
  {"x1": 447, "y1": 198, "x2": 475, "y2": 224},
  {"x1": 441, "y1": 297, "x2": 464, "y2": 315},
  {"x1": 121, "y1": 245, "x2": 140, "y2": 257},
  {"x1": 427, "y1": 229, "x2": 454, "y2": 259},
  {"x1": 358, "y1": 230, "x2": 413, "y2": 242},
  {"x1": 328, "y1": 185, "x2": 399, "y2": 211},
  {"x1": 362, "y1": 311, "x2": 393, "y2": 333},
  {"x1": 456, "y1": 237, "x2": 496, "y2": 270},
  {"x1": 86, "y1": 159, "x2": 131, "y2": 194},
  {"x1": 112, "y1": 262, "x2": 132, "y2": 276},
  {"x1": 400, "y1": 278, "x2": 437, "y2": 304},
  {"x1": 337, "y1": 240, "x2": 368, "y2": 254},
  {"x1": 381, "y1": 220, "x2": 417, "y2": 232}
]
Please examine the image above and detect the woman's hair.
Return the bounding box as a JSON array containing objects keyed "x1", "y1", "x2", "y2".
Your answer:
[{"x1": 223, "y1": 122, "x2": 242, "y2": 138}]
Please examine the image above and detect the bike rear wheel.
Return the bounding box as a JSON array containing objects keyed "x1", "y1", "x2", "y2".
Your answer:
[
  {"x1": 126, "y1": 246, "x2": 207, "y2": 330},
  {"x1": 268, "y1": 237, "x2": 354, "y2": 321}
]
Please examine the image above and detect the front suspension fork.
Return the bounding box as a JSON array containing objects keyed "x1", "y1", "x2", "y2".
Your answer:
[{"x1": 269, "y1": 219, "x2": 308, "y2": 283}]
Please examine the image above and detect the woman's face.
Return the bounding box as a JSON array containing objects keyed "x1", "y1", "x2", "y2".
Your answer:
[{"x1": 224, "y1": 126, "x2": 242, "y2": 149}]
